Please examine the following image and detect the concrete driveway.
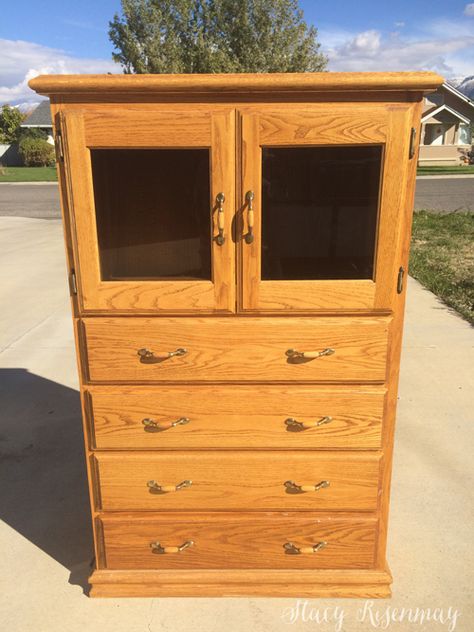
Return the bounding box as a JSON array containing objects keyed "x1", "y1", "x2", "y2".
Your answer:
[
  {"x1": 0, "y1": 176, "x2": 473, "y2": 220},
  {"x1": 0, "y1": 216, "x2": 473, "y2": 631}
]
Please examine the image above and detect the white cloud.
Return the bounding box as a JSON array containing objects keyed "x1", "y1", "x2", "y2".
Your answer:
[
  {"x1": 0, "y1": 39, "x2": 118, "y2": 105},
  {"x1": 394, "y1": 21, "x2": 406, "y2": 28},
  {"x1": 339, "y1": 30, "x2": 381, "y2": 56},
  {"x1": 464, "y1": 4, "x2": 474, "y2": 17},
  {"x1": 321, "y1": 25, "x2": 474, "y2": 78}
]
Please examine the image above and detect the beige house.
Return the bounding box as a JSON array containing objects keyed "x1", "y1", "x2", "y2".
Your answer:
[{"x1": 419, "y1": 82, "x2": 473, "y2": 166}]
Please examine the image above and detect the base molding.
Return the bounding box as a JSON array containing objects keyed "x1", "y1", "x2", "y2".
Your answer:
[{"x1": 89, "y1": 566, "x2": 392, "y2": 598}]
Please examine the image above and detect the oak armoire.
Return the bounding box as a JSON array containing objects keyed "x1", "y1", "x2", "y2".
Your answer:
[{"x1": 30, "y1": 71, "x2": 443, "y2": 598}]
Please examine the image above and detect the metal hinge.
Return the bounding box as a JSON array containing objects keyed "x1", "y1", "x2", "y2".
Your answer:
[
  {"x1": 409, "y1": 127, "x2": 417, "y2": 159},
  {"x1": 69, "y1": 270, "x2": 77, "y2": 295},
  {"x1": 55, "y1": 130, "x2": 64, "y2": 162},
  {"x1": 397, "y1": 266, "x2": 405, "y2": 294}
]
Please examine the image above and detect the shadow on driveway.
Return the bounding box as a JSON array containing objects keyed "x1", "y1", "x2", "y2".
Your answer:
[{"x1": 0, "y1": 369, "x2": 92, "y2": 592}]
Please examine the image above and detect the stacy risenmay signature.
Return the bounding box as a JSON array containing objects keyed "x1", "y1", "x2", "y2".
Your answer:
[{"x1": 281, "y1": 600, "x2": 461, "y2": 632}]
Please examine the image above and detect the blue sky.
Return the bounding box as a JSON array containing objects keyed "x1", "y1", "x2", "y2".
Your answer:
[{"x1": 1, "y1": 0, "x2": 474, "y2": 105}]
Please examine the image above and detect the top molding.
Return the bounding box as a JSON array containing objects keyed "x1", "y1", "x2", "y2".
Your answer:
[{"x1": 29, "y1": 72, "x2": 443, "y2": 98}]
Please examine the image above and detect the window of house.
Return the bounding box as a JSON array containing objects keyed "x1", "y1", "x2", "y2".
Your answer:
[{"x1": 458, "y1": 123, "x2": 471, "y2": 145}]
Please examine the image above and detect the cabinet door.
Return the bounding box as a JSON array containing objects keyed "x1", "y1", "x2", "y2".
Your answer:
[
  {"x1": 239, "y1": 105, "x2": 412, "y2": 312},
  {"x1": 62, "y1": 107, "x2": 235, "y2": 313}
]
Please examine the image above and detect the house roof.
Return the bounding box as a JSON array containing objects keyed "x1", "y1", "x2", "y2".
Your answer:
[
  {"x1": 21, "y1": 100, "x2": 52, "y2": 127},
  {"x1": 421, "y1": 103, "x2": 471, "y2": 125},
  {"x1": 444, "y1": 81, "x2": 474, "y2": 110}
]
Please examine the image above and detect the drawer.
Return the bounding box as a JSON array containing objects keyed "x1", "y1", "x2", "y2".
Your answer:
[
  {"x1": 99, "y1": 512, "x2": 378, "y2": 570},
  {"x1": 82, "y1": 316, "x2": 389, "y2": 383},
  {"x1": 88, "y1": 385, "x2": 385, "y2": 450},
  {"x1": 93, "y1": 451, "x2": 381, "y2": 511}
]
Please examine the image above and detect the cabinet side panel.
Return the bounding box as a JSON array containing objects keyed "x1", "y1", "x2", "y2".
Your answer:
[
  {"x1": 50, "y1": 101, "x2": 103, "y2": 576},
  {"x1": 376, "y1": 99, "x2": 423, "y2": 567}
]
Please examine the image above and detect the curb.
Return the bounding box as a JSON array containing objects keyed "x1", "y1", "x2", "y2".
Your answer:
[{"x1": 416, "y1": 174, "x2": 474, "y2": 180}]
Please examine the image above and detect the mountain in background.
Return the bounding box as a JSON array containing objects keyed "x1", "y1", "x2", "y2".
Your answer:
[{"x1": 447, "y1": 76, "x2": 474, "y2": 100}]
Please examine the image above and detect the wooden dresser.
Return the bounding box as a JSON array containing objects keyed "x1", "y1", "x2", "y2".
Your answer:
[{"x1": 30, "y1": 71, "x2": 443, "y2": 598}]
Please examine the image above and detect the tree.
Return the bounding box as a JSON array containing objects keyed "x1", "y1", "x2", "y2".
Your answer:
[
  {"x1": 18, "y1": 127, "x2": 48, "y2": 142},
  {"x1": 0, "y1": 105, "x2": 24, "y2": 144},
  {"x1": 18, "y1": 137, "x2": 55, "y2": 167},
  {"x1": 109, "y1": 0, "x2": 327, "y2": 74}
]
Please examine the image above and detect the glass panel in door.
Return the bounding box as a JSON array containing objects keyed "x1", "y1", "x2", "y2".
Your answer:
[
  {"x1": 91, "y1": 149, "x2": 211, "y2": 281},
  {"x1": 62, "y1": 108, "x2": 235, "y2": 313},
  {"x1": 240, "y1": 106, "x2": 406, "y2": 311},
  {"x1": 261, "y1": 145, "x2": 382, "y2": 282}
]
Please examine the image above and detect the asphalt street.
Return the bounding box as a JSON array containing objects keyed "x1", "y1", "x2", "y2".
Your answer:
[
  {"x1": 0, "y1": 183, "x2": 61, "y2": 219},
  {"x1": 0, "y1": 177, "x2": 472, "y2": 219},
  {"x1": 414, "y1": 176, "x2": 474, "y2": 212}
]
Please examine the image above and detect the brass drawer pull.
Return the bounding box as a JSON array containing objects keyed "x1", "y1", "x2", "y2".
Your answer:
[
  {"x1": 284, "y1": 541, "x2": 327, "y2": 555},
  {"x1": 216, "y1": 192, "x2": 225, "y2": 245},
  {"x1": 244, "y1": 190, "x2": 255, "y2": 244},
  {"x1": 138, "y1": 347, "x2": 187, "y2": 362},
  {"x1": 284, "y1": 479, "x2": 330, "y2": 494},
  {"x1": 285, "y1": 416, "x2": 333, "y2": 431},
  {"x1": 147, "y1": 479, "x2": 192, "y2": 493},
  {"x1": 151, "y1": 540, "x2": 194, "y2": 554},
  {"x1": 286, "y1": 348, "x2": 335, "y2": 360},
  {"x1": 142, "y1": 417, "x2": 190, "y2": 432}
]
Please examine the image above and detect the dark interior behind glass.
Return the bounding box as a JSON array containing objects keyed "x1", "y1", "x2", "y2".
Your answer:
[
  {"x1": 261, "y1": 145, "x2": 382, "y2": 281},
  {"x1": 91, "y1": 149, "x2": 211, "y2": 281}
]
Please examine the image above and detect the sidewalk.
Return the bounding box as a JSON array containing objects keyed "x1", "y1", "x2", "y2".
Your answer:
[{"x1": 0, "y1": 216, "x2": 473, "y2": 632}]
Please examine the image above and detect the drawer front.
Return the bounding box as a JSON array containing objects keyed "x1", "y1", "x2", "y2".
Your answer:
[
  {"x1": 94, "y1": 452, "x2": 381, "y2": 511},
  {"x1": 88, "y1": 386, "x2": 385, "y2": 450},
  {"x1": 100, "y1": 512, "x2": 378, "y2": 570},
  {"x1": 83, "y1": 316, "x2": 389, "y2": 383}
]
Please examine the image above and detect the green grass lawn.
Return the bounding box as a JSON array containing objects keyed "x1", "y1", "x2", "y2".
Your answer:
[
  {"x1": 0, "y1": 166, "x2": 58, "y2": 182},
  {"x1": 417, "y1": 165, "x2": 474, "y2": 175},
  {"x1": 410, "y1": 211, "x2": 474, "y2": 324}
]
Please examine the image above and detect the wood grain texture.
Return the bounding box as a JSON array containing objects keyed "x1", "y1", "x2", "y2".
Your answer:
[
  {"x1": 49, "y1": 109, "x2": 78, "y2": 315},
  {"x1": 256, "y1": 107, "x2": 387, "y2": 145},
  {"x1": 83, "y1": 316, "x2": 390, "y2": 383},
  {"x1": 93, "y1": 451, "x2": 381, "y2": 511},
  {"x1": 376, "y1": 99, "x2": 423, "y2": 565},
  {"x1": 99, "y1": 512, "x2": 378, "y2": 570},
  {"x1": 239, "y1": 103, "x2": 411, "y2": 312},
  {"x1": 30, "y1": 76, "x2": 428, "y2": 599},
  {"x1": 89, "y1": 566, "x2": 392, "y2": 597},
  {"x1": 29, "y1": 71, "x2": 443, "y2": 97},
  {"x1": 373, "y1": 107, "x2": 413, "y2": 308},
  {"x1": 243, "y1": 281, "x2": 377, "y2": 312},
  {"x1": 90, "y1": 582, "x2": 391, "y2": 598},
  {"x1": 62, "y1": 108, "x2": 236, "y2": 313},
  {"x1": 88, "y1": 385, "x2": 385, "y2": 450},
  {"x1": 83, "y1": 109, "x2": 211, "y2": 146}
]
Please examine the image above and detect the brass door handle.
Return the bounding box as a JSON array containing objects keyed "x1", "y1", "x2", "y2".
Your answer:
[
  {"x1": 284, "y1": 480, "x2": 330, "y2": 493},
  {"x1": 138, "y1": 348, "x2": 187, "y2": 362},
  {"x1": 285, "y1": 416, "x2": 333, "y2": 431},
  {"x1": 142, "y1": 417, "x2": 190, "y2": 432},
  {"x1": 147, "y1": 479, "x2": 192, "y2": 493},
  {"x1": 284, "y1": 541, "x2": 327, "y2": 555},
  {"x1": 151, "y1": 540, "x2": 194, "y2": 554},
  {"x1": 286, "y1": 348, "x2": 335, "y2": 360},
  {"x1": 245, "y1": 190, "x2": 255, "y2": 244},
  {"x1": 216, "y1": 192, "x2": 225, "y2": 245}
]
